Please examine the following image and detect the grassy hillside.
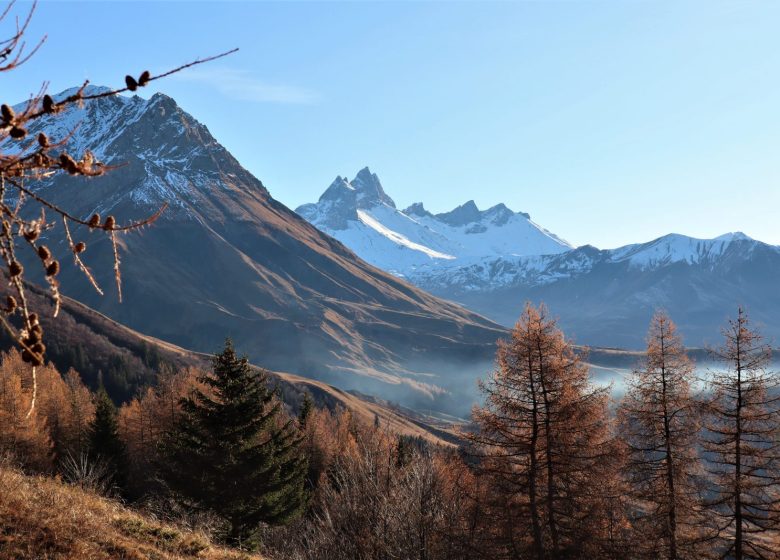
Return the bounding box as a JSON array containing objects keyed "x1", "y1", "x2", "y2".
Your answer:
[{"x1": 0, "y1": 465, "x2": 261, "y2": 560}]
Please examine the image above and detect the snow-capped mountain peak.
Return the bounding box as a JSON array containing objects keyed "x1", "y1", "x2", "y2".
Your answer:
[
  {"x1": 295, "y1": 169, "x2": 572, "y2": 276},
  {"x1": 52, "y1": 84, "x2": 115, "y2": 102},
  {"x1": 351, "y1": 166, "x2": 395, "y2": 208},
  {"x1": 610, "y1": 232, "x2": 758, "y2": 268},
  {"x1": 714, "y1": 231, "x2": 752, "y2": 242},
  {"x1": 16, "y1": 86, "x2": 265, "y2": 221}
]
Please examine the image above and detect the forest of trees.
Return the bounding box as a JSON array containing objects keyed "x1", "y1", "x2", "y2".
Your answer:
[
  {"x1": 1, "y1": 304, "x2": 779, "y2": 559},
  {"x1": 3, "y1": 4, "x2": 776, "y2": 559}
]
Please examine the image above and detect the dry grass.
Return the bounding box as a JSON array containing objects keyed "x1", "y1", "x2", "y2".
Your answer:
[{"x1": 0, "y1": 466, "x2": 262, "y2": 560}]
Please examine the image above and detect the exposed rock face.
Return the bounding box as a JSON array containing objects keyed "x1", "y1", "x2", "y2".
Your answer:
[
  {"x1": 18, "y1": 87, "x2": 505, "y2": 413},
  {"x1": 296, "y1": 169, "x2": 571, "y2": 277}
]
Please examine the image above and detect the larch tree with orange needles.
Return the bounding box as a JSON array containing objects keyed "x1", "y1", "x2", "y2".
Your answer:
[
  {"x1": 618, "y1": 311, "x2": 709, "y2": 559},
  {"x1": 702, "y1": 308, "x2": 780, "y2": 560},
  {"x1": 469, "y1": 303, "x2": 621, "y2": 560}
]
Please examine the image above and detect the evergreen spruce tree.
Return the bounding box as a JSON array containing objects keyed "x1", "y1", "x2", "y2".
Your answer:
[
  {"x1": 88, "y1": 387, "x2": 127, "y2": 490},
  {"x1": 298, "y1": 392, "x2": 313, "y2": 430},
  {"x1": 161, "y1": 340, "x2": 308, "y2": 545}
]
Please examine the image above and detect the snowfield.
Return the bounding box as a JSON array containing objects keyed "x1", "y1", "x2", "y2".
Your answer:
[
  {"x1": 296, "y1": 169, "x2": 778, "y2": 299},
  {"x1": 296, "y1": 167, "x2": 571, "y2": 277}
]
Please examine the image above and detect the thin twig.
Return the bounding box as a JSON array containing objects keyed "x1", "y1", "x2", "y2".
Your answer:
[{"x1": 63, "y1": 216, "x2": 103, "y2": 295}]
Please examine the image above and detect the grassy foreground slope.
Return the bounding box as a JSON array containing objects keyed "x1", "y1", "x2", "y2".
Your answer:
[{"x1": 0, "y1": 466, "x2": 262, "y2": 560}]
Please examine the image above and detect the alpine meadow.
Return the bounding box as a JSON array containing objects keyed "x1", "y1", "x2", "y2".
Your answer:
[{"x1": 1, "y1": 2, "x2": 780, "y2": 560}]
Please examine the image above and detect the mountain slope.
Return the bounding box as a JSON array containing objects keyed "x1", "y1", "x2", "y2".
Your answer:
[
  {"x1": 18, "y1": 86, "x2": 504, "y2": 413},
  {"x1": 296, "y1": 168, "x2": 571, "y2": 277},
  {"x1": 296, "y1": 168, "x2": 779, "y2": 349},
  {"x1": 418, "y1": 233, "x2": 780, "y2": 348},
  {"x1": 0, "y1": 278, "x2": 461, "y2": 444}
]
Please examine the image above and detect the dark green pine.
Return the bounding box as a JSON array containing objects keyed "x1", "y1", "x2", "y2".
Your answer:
[
  {"x1": 88, "y1": 387, "x2": 127, "y2": 489},
  {"x1": 298, "y1": 392, "x2": 313, "y2": 429},
  {"x1": 161, "y1": 339, "x2": 308, "y2": 545}
]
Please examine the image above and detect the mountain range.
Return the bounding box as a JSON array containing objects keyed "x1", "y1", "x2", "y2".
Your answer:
[
  {"x1": 297, "y1": 168, "x2": 571, "y2": 275},
  {"x1": 17, "y1": 86, "x2": 505, "y2": 414},
  {"x1": 298, "y1": 171, "x2": 780, "y2": 348}
]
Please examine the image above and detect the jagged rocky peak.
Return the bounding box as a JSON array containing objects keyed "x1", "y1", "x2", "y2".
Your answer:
[
  {"x1": 310, "y1": 168, "x2": 395, "y2": 210},
  {"x1": 318, "y1": 175, "x2": 355, "y2": 203},
  {"x1": 296, "y1": 175, "x2": 359, "y2": 230},
  {"x1": 483, "y1": 203, "x2": 524, "y2": 225},
  {"x1": 296, "y1": 167, "x2": 573, "y2": 270},
  {"x1": 435, "y1": 200, "x2": 532, "y2": 227},
  {"x1": 435, "y1": 200, "x2": 483, "y2": 226},
  {"x1": 295, "y1": 167, "x2": 398, "y2": 230},
  {"x1": 404, "y1": 202, "x2": 433, "y2": 218},
  {"x1": 351, "y1": 167, "x2": 395, "y2": 209}
]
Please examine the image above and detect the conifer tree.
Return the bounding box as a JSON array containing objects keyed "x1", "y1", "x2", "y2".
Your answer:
[
  {"x1": 88, "y1": 387, "x2": 127, "y2": 489},
  {"x1": 618, "y1": 311, "x2": 707, "y2": 559},
  {"x1": 161, "y1": 340, "x2": 307, "y2": 546},
  {"x1": 470, "y1": 303, "x2": 620, "y2": 559},
  {"x1": 298, "y1": 392, "x2": 313, "y2": 430},
  {"x1": 702, "y1": 308, "x2": 780, "y2": 560}
]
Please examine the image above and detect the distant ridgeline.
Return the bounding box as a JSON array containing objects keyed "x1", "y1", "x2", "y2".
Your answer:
[
  {"x1": 0, "y1": 282, "x2": 178, "y2": 402},
  {"x1": 298, "y1": 170, "x2": 780, "y2": 350}
]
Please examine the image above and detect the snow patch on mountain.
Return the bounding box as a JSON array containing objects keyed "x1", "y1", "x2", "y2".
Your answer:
[
  {"x1": 356, "y1": 210, "x2": 456, "y2": 261},
  {"x1": 410, "y1": 231, "x2": 778, "y2": 295},
  {"x1": 296, "y1": 168, "x2": 572, "y2": 275},
  {"x1": 13, "y1": 86, "x2": 249, "y2": 220},
  {"x1": 611, "y1": 232, "x2": 757, "y2": 268}
]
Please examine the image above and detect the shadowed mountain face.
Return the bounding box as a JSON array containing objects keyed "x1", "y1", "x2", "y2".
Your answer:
[
  {"x1": 417, "y1": 235, "x2": 780, "y2": 349},
  {"x1": 295, "y1": 167, "x2": 780, "y2": 349},
  {"x1": 18, "y1": 87, "x2": 504, "y2": 412}
]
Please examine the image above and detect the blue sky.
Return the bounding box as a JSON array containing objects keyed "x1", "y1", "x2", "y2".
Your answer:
[{"x1": 7, "y1": 1, "x2": 780, "y2": 248}]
